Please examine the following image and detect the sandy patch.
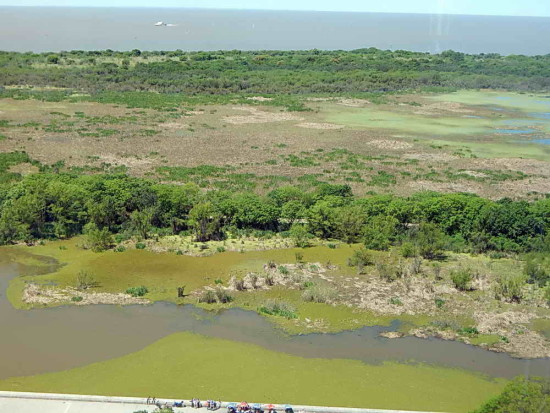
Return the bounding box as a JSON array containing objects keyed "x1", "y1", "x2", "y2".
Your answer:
[
  {"x1": 413, "y1": 102, "x2": 474, "y2": 116},
  {"x1": 403, "y1": 153, "x2": 458, "y2": 162},
  {"x1": 337, "y1": 98, "x2": 371, "y2": 107},
  {"x1": 23, "y1": 283, "x2": 149, "y2": 306},
  {"x1": 408, "y1": 180, "x2": 481, "y2": 194},
  {"x1": 8, "y1": 163, "x2": 40, "y2": 176},
  {"x1": 247, "y1": 96, "x2": 273, "y2": 102},
  {"x1": 223, "y1": 107, "x2": 303, "y2": 125},
  {"x1": 366, "y1": 139, "x2": 413, "y2": 150},
  {"x1": 297, "y1": 122, "x2": 344, "y2": 130},
  {"x1": 161, "y1": 122, "x2": 189, "y2": 130},
  {"x1": 98, "y1": 154, "x2": 153, "y2": 168}
]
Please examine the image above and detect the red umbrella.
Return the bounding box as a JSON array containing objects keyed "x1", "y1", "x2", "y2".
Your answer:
[
  {"x1": 239, "y1": 402, "x2": 250, "y2": 409},
  {"x1": 265, "y1": 405, "x2": 276, "y2": 410}
]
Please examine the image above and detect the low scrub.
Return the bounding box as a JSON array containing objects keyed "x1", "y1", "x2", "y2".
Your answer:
[
  {"x1": 198, "y1": 287, "x2": 233, "y2": 304},
  {"x1": 450, "y1": 268, "x2": 473, "y2": 291},
  {"x1": 494, "y1": 273, "x2": 527, "y2": 302},
  {"x1": 301, "y1": 284, "x2": 338, "y2": 304},
  {"x1": 76, "y1": 270, "x2": 97, "y2": 290},
  {"x1": 126, "y1": 286, "x2": 148, "y2": 297},
  {"x1": 259, "y1": 300, "x2": 297, "y2": 319}
]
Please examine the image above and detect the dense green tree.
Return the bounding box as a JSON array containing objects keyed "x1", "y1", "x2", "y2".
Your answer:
[
  {"x1": 188, "y1": 202, "x2": 223, "y2": 242},
  {"x1": 473, "y1": 376, "x2": 549, "y2": 413},
  {"x1": 363, "y1": 215, "x2": 399, "y2": 250}
]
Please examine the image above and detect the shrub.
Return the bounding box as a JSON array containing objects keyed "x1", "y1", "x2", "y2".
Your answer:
[
  {"x1": 198, "y1": 287, "x2": 233, "y2": 304},
  {"x1": 71, "y1": 296, "x2": 83, "y2": 302},
  {"x1": 377, "y1": 263, "x2": 397, "y2": 282},
  {"x1": 327, "y1": 243, "x2": 337, "y2": 249},
  {"x1": 494, "y1": 272, "x2": 527, "y2": 302},
  {"x1": 434, "y1": 297, "x2": 445, "y2": 308},
  {"x1": 83, "y1": 223, "x2": 113, "y2": 252},
  {"x1": 214, "y1": 278, "x2": 223, "y2": 285},
  {"x1": 216, "y1": 246, "x2": 226, "y2": 253},
  {"x1": 198, "y1": 290, "x2": 217, "y2": 304},
  {"x1": 389, "y1": 297, "x2": 403, "y2": 306},
  {"x1": 450, "y1": 268, "x2": 473, "y2": 291},
  {"x1": 459, "y1": 326, "x2": 479, "y2": 336},
  {"x1": 114, "y1": 245, "x2": 126, "y2": 253},
  {"x1": 400, "y1": 242, "x2": 417, "y2": 258},
  {"x1": 278, "y1": 265, "x2": 289, "y2": 275},
  {"x1": 214, "y1": 287, "x2": 233, "y2": 303},
  {"x1": 301, "y1": 284, "x2": 338, "y2": 303},
  {"x1": 259, "y1": 300, "x2": 297, "y2": 319},
  {"x1": 76, "y1": 270, "x2": 96, "y2": 290},
  {"x1": 126, "y1": 286, "x2": 148, "y2": 297},
  {"x1": 347, "y1": 247, "x2": 373, "y2": 273},
  {"x1": 524, "y1": 253, "x2": 550, "y2": 287},
  {"x1": 295, "y1": 252, "x2": 304, "y2": 263},
  {"x1": 416, "y1": 222, "x2": 446, "y2": 260},
  {"x1": 135, "y1": 242, "x2": 146, "y2": 250},
  {"x1": 290, "y1": 224, "x2": 311, "y2": 248}
]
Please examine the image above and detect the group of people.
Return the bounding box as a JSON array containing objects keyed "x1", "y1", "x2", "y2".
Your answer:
[
  {"x1": 145, "y1": 397, "x2": 290, "y2": 413},
  {"x1": 145, "y1": 397, "x2": 221, "y2": 410}
]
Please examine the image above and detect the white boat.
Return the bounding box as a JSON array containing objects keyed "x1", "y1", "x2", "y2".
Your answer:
[{"x1": 154, "y1": 21, "x2": 166, "y2": 26}]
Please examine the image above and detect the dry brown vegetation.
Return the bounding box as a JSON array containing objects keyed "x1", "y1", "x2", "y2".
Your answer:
[{"x1": 0, "y1": 95, "x2": 548, "y2": 199}]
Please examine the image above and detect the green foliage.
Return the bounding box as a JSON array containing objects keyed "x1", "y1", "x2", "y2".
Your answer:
[
  {"x1": 135, "y1": 242, "x2": 146, "y2": 250},
  {"x1": 71, "y1": 296, "x2": 83, "y2": 302},
  {"x1": 472, "y1": 376, "x2": 549, "y2": 413},
  {"x1": 389, "y1": 297, "x2": 403, "y2": 306},
  {"x1": 126, "y1": 286, "x2": 148, "y2": 297},
  {"x1": 259, "y1": 300, "x2": 297, "y2": 319},
  {"x1": 347, "y1": 247, "x2": 373, "y2": 273},
  {"x1": 83, "y1": 223, "x2": 113, "y2": 252},
  {"x1": 434, "y1": 298, "x2": 445, "y2": 308},
  {"x1": 188, "y1": 202, "x2": 223, "y2": 242},
  {"x1": 400, "y1": 242, "x2": 418, "y2": 258},
  {"x1": 363, "y1": 215, "x2": 398, "y2": 251},
  {"x1": 451, "y1": 269, "x2": 473, "y2": 291},
  {"x1": 3, "y1": 49, "x2": 548, "y2": 104},
  {"x1": 415, "y1": 222, "x2": 446, "y2": 260},
  {"x1": 524, "y1": 253, "x2": 550, "y2": 287},
  {"x1": 278, "y1": 265, "x2": 289, "y2": 275},
  {"x1": 494, "y1": 272, "x2": 527, "y2": 303},
  {"x1": 289, "y1": 224, "x2": 311, "y2": 248}
]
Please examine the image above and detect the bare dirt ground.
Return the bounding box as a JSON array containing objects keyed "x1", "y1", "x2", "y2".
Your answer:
[{"x1": 23, "y1": 283, "x2": 149, "y2": 306}]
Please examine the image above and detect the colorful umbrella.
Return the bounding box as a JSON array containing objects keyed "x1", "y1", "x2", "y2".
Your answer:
[{"x1": 265, "y1": 404, "x2": 276, "y2": 410}]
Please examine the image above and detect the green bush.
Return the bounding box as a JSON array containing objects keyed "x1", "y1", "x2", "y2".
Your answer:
[
  {"x1": 135, "y1": 242, "x2": 146, "y2": 250},
  {"x1": 494, "y1": 272, "x2": 527, "y2": 302},
  {"x1": 434, "y1": 298, "x2": 445, "y2": 308},
  {"x1": 473, "y1": 377, "x2": 549, "y2": 413},
  {"x1": 458, "y1": 326, "x2": 479, "y2": 336},
  {"x1": 71, "y1": 296, "x2": 83, "y2": 302},
  {"x1": 259, "y1": 300, "x2": 297, "y2": 319},
  {"x1": 389, "y1": 297, "x2": 403, "y2": 306},
  {"x1": 126, "y1": 286, "x2": 148, "y2": 297},
  {"x1": 347, "y1": 247, "x2": 373, "y2": 272},
  {"x1": 278, "y1": 265, "x2": 289, "y2": 275},
  {"x1": 400, "y1": 242, "x2": 417, "y2": 258},
  {"x1": 450, "y1": 268, "x2": 473, "y2": 291}
]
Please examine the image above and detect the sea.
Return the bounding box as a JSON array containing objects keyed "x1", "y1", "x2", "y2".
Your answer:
[{"x1": 0, "y1": 7, "x2": 549, "y2": 55}]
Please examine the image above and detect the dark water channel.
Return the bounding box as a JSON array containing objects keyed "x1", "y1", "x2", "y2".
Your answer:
[{"x1": 1, "y1": 260, "x2": 549, "y2": 381}]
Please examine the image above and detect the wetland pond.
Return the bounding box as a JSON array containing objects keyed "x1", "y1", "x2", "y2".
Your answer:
[{"x1": 1, "y1": 260, "x2": 549, "y2": 382}]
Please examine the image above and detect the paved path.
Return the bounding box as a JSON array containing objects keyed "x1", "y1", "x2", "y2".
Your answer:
[{"x1": 0, "y1": 391, "x2": 445, "y2": 413}]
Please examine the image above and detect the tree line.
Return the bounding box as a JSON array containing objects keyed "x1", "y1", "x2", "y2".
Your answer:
[
  {"x1": 0, "y1": 172, "x2": 548, "y2": 257},
  {"x1": 0, "y1": 48, "x2": 548, "y2": 95}
]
